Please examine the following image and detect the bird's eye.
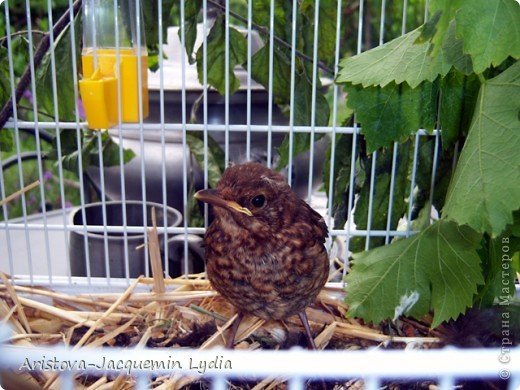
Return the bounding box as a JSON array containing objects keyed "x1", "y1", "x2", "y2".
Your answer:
[{"x1": 250, "y1": 194, "x2": 266, "y2": 208}]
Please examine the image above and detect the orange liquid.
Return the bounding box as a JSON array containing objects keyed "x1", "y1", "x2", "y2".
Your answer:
[{"x1": 81, "y1": 48, "x2": 149, "y2": 124}]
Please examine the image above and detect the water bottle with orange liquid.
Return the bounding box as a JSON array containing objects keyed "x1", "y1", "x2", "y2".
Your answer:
[{"x1": 79, "y1": 0, "x2": 148, "y2": 129}]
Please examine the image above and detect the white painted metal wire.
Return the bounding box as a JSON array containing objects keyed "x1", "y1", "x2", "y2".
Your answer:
[{"x1": 0, "y1": 0, "x2": 519, "y2": 388}]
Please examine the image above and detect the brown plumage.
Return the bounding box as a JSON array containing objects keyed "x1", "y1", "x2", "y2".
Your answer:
[{"x1": 195, "y1": 162, "x2": 329, "y2": 349}]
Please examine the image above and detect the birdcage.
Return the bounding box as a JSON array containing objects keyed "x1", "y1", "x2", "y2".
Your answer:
[{"x1": 1, "y1": 0, "x2": 519, "y2": 389}]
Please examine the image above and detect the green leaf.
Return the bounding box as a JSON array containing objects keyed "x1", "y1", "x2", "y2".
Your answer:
[
  {"x1": 439, "y1": 70, "x2": 481, "y2": 148},
  {"x1": 415, "y1": 137, "x2": 454, "y2": 214},
  {"x1": 475, "y1": 234, "x2": 517, "y2": 308},
  {"x1": 249, "y1": 45, "x2": 292, "y2": 100},
  {"x1": 455, "y1": 0, "x2": 520, "y2": 74},
  {"x1": 47, "y1": 129, "x2": 80, "y2": 172},
  {"x1": 415, "y1": 10, "x2": 441, "y2": 43},
  {"x1": 252, "y1": 0, "x2": 288, "y2": 41},
  {"x1": 186, "y1": 132, "x2": 225, "y2": 188},
  {"x1": 96, "y1": 131, "x2": 135, "y2": 168},
  {"x1": 301, "y1": 0, "x2": 337, "y2": 65},
  {"x1": 440, "y1": 20, "x2": 473, "y2": 75},
  {"x1": 35, "y1": 12, "x2": 81, "y2": 121},
  {"x1": 293, "y1": 75, "x2": 330, "y2": 127},
  {"x1": 196, "y1": 15, "x2": 247, "y2": 96},
  {"x1": 0, "y1": 129, "x2": 13, "y2": 152},
  {"x1": 345, "y1": 220, "x2": 484, "y2": 327},
  {"x1": 142, "y1": 0, "x2": 175, "y2": 61},
  {"x1": 179, "y1": 0, "x2": 202, "y2": 64},
  {"x1": 47, "y1": 130, "x2": 135, "y2": 173},
  {"x1": 336, "y1": 28, "x2": 451, "y2": 88},
  {"x1": 427, "y1": 0, "x2": 463, "y2": 58},
  {"x1": 0, "y1": 47, "x2": 11, "y2": 109},
  {"x1": 247, "y1": 19, "x2": 330, "y2": 171},
  {"x1": 512, "y1": 211, "x2": 520, "y2": 237},
  {"x1": 344, "y1": 80, "x2": 438, "y2": 153},
  {"x1": 443, "y1": 61, "x2": 520, "y2": 237},
  {"x1": 187, "y1": 183, "x2": 204, "y2": 228},
  {"x1": 409, "y1": 202, "x2": 434, "y2": 232},
  {"x1": 275, "y1": 76, "x2": 329, "y2": 169},
  {"x1": 147, "y1": 48, "x2": 160, "y2": 72},
  {"x1": 350, "y1": 142, "x2": 411, "y2": 252}
]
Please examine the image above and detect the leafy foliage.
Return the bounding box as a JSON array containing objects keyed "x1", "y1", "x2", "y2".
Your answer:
[
  {"x1": 455, "y1": 0, "x2": 520, "y2": 74},
  {"x1": 196, "y1": 15, "x2": 247, "y2": 96},
  {"x1": 0, "y1": 6, "x2": 144, "y2": 183},
  {"x1": 337, "y1": 0, "x2": 520, "y2": 327},
  {"x1": 337, "y1": 27, "x2": 450, "y2": 88},
  {"x1": 141, "y1": 0, "x2": 176, "y2": 71},
  {"x1": 0, "y1": 47, "x2": 13, "y2": 108},
  {"x1": 47, "y1": 130, "x2": 135, "y2": 173},
  {"x1": 442, "y1": 61, "x2": 520, "y2": 237},
  {"x1": 344, "y1": 80, "x2": 438, "y2": 153},
  {"x1": 438, "y1": 70, "x2": 480, "y2": 148},
  {"x1": 185, "y1": 132, "x2": 225, "y2": 188},
  {"x1": 345, "y1": 220, "x2": 483, "y2": 328},
  {"x1": 349, "y1": 142, "x2": 411, "y2": 253},
  {"x1": 182, "y1": 0, "x2": 203, "y2": 64},
  {"x1": 2, "y1": 0, "x2": 518, "y2": 329},
  {"x1": 35, "y1": 13, "x2": 81, "y2": 122},
  {"x1": 475, "y1": 233, "x2": 518, "y2": 308},
  {"x1": 0, "y1": 127, "x2": 13, "y2": 151}
]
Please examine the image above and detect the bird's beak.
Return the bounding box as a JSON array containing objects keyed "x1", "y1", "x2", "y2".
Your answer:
[{"x1": 195, "y1": 189, "x2": 253, "y2": 217}]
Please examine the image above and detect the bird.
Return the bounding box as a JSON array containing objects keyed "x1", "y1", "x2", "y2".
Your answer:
[{"x1": 195, "y1": 162, "x2": 329, "y2": 349}]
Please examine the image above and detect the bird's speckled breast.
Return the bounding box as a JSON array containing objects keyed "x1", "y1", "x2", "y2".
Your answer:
[{"x1": 204, "y1": 212, "x2": 329, "y2": 320}]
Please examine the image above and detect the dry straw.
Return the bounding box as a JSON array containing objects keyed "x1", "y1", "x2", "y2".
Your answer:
[{"x1": 0, "y1": 190, "x2": 442, "y2": 388}]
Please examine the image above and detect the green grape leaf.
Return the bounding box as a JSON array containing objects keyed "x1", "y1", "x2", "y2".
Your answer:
[
  {"x1": 455, "y1": 0, "x2": 520, "y2": 74},
  {"x1": 415, "y1": 137, "x2": 454, "y2": 214},
  {"x1": 512, "y1": 211, "x2": 520, "y2": 237},
  {"x1": 475, "y1": 234, "x2": 518, "y2": 308},
  {"x1": 336, "y1": 28, "x2": 451, "y2": 88},
  {"x1": 195, "y1": 15, "x2": 247, "y2": 96},
  {"x1": 345, "y1": 220, "x2": 483, "y2": 328},
  {"x1": 443, "y1": 61, "x2": 520, "y2": 237},
  {"x1": 344, "y1": 80, "x2": 438, "y2": 153},
  {"x1": 440, "y1": 20, "x2": 473, "y2": 75},
  {"x1": 427, "y1": 0, "x2": 463, "y2": 58},
  {"x1": 439, "y1": 70, "x2": 480, "y2": 148},
  {"x1": 415, "y1": 10, "x2": 441, "y2": 43}
]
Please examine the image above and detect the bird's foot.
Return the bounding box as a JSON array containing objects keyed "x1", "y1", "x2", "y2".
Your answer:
[{"x1": 225, "y1": 311, "x2": 244, "y2": 349}]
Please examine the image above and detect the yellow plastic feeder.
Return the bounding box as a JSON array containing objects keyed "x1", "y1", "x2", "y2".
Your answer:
[{"x1": 79, "y1": 0, "x2": 149, "y2": 130}]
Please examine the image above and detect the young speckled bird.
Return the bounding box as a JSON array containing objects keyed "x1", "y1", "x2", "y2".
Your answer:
[{"x1": 195, "y1": 162, "x2": 329, "y2": 349}]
